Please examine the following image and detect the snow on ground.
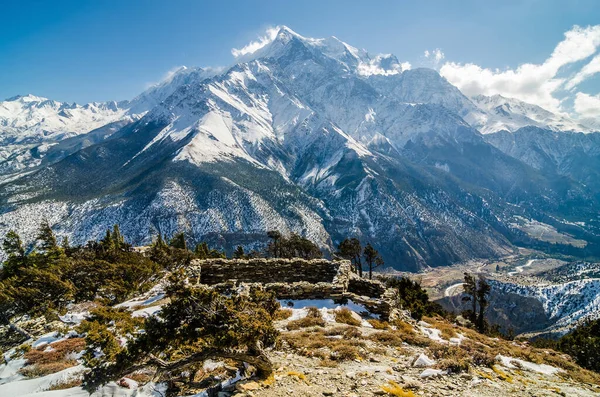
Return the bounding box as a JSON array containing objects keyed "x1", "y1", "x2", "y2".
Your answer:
[
  {"x1": 279, "y1": 299, "x2": 379, "y2": 325},
  {"x1": 413, "y1": 353, "x2": 436, "y2": 367},
  {"x1": 418, "y1": 322, "x2": 445, "y2": 343},
  {"x1": 496, "y1": 354, "x2": 562, "y2": 375},
  {"x1": 0, "y1": 365, "x2": 86, "y2": 397}
]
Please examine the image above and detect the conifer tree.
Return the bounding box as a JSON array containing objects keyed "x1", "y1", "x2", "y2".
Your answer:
[
  {"x1": 35, "y1": 220, "x2": 65, "y2": 267},
  {"x1": 1, "y1": 230, "x2": 27, "y2": 277},
  {"x1": 476, "y1": 276, "x2": 491, "y2": 333},
  {"x1": 112, "y1": 225, "x2": 125, "y2": 250},
  {"x1": 233, "y1": 245, "x2": 246, "y2": 259},
  {"x1": 61, "y1": 236, "x2": 70, "y2": 251},
  {"x1": 101, "y1": 228, "x2": 115, "y2": 251},
  {"x1": 169, "y1": 232, "x2": 187, "y2": 250},
  {"x1": 337, "y1": 238, "x2": 363, "y2": 277},
  {"x1": 462, "y1": 273, "x2": 478, "y2": 324},
  {"x1": 37, "y1": 220, "x2": 59, "y2": 253},
  {"x1": 266, "y1": 230, "x2": 282, "y2": 257},
  {"x1": 363, "y1": 243, "x2": 383, "y2": 280},
  {"x1": 79, "y1": 273, "x2": 278, "y2": 394},
  {"x1": 194, "y1": 242, "x2": 209, "y2": 258}
]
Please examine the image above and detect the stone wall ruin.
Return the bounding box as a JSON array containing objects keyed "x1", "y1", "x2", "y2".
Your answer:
[{"x1": 188, "y1": 258, "x2": 400, "y2": 320}]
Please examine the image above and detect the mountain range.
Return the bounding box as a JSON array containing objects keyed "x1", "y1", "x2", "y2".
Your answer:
[{"x1": 1, "y1": 26, "x2": 599, "y2": 270}]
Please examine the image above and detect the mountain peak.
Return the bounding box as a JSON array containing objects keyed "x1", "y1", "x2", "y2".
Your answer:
[{"x1": 5, "y1": 94, "x2": 49, "y2": 103}]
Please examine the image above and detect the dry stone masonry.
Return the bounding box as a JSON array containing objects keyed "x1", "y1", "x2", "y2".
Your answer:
[{"x1": 188, "y1": 258, "x2": 402, "y2": 320}]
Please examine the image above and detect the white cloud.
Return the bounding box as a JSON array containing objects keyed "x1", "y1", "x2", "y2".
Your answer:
[
  {"x1": 424, "y1": 48, "x2": 445, "y2": 63},
  {"x1": 440, "y1": 25, "x2": 600, "y2": 113},
  {"x1": 574, "y1": 92, "x2": 600, "y2": 117},
  {"x1": 566, "y1": 53, "x2": 600, "y2": 89},
  {"x1": 144, "y1": 66, "x2": 188, "y2": 89},
  {"x1": 232, "y1": 26, "x2": 280, "y2": 58}
]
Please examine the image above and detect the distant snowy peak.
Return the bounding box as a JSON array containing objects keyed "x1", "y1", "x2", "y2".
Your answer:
[
  {"x1": 470, "y1": 94, "x2": 597, "y2": 134},
  {"x1": 0, "y1": 94, "x2": 132, "y2": 144}
]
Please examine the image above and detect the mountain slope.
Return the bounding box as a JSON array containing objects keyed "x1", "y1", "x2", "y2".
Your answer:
[{"x1": 470, "y1": 94, "x2": 597, "y2": 134}]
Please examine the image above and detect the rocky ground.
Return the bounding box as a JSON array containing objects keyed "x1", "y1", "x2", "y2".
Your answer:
[{"x1": 227, "y1": 310, "x2": 600, "y2": 397}]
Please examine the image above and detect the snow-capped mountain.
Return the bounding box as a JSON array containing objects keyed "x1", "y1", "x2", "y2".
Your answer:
[
  {"x1": 0, "y1": 94, "x2": 131, "y2": 143},
  {"x1": 0, "y1": 94, "x2": 139, "y2": 181},
  {"x1": 470, "y1": 94, "x2": 597, "y2": 134},
  {"x1": 0, "y1": 26, "x2": 599, "y2": 270}
]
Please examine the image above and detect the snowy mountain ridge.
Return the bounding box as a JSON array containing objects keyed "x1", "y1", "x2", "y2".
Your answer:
[{"x1": 470, "y1": 94, "x2": 598, "y2": 134}]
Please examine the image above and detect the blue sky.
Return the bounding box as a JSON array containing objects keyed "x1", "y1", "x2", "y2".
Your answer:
[{"x1": 2, "y1": 0, "x2": 600, "y2": 117}]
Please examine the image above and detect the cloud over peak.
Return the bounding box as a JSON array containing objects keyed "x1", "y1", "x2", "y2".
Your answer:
[
  {"x1": 439, "y1": 25, "x2": 600, "y2": 116},
  {"x1": 231, "y1": 26, "x2": 281, "y2": 58}
]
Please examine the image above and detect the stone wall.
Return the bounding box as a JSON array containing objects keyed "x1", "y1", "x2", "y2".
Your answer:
[
  {"x1": 347, "y1": 278, "x2": 388, "y2": 298},
  {"x1": 190, "y1": 258, "x2": 349, "y2": 285},
  {"x1": 188, "y1": 258, "x2": 404, "y2": 321}
]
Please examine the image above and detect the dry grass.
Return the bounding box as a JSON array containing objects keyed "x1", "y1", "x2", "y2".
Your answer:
[
  {"x1": 368, "y1": 319, "x2": 390, "y2": 330},
  {"x1": 368, "y1": 331, "x2": 404, "y2": 347},
  {"x1": 20, "y1": 361, "x2": 75, "y2": 378},
  {"x1": 306, "y1": 306, "x2": 320, "y2": 317},
  {"x1": 393, "y1": 320, "x2": 416, "y2": 335},
  {"x1": 331, "y1": 344, "x2": 361, "y2": 361},
  {"x1": 446, "y1": 323, "x2": 600, "y2": 386},
  {"x1": 286, "y1": 307, "x2": 326, "y2": 330},
  {"x1": 475, "y1": 369, "x2": 493, "y2": 381},
  {"x1": 422, "y1": 316, "x2": 458, "y2": 340},
  {"x1": 427, "y1": 343, "x2": 469, "y2": 361},
  {"x1": 281, "y1": 329, "x2": 366, "y2": 362},
  {"x1": 19, "y1": 337, "x2": 86, "y2": 378},
  {"x1": 335, "y1": 308, "x2": 362, "y2": 326},
  {"x1": 23, "y1": 338, "x2": 85, "y2": 366},
  {"x1": 286, "y1": 316, "x2": 326, "y2": 330},
  {"x1": 47, "y1": 377, "x2": 82, "y2": 390},
  {"x1": 274, "y1": 308, "x2": 293, "y2": 321},
  {"x1": 380, "y1": 380, "x2": 417, "y2": 397},
  {"x1": 436, "y1": 358, "x2": 470, "y2": 373},
  {"x1": 127, "y1": 371, "x2": 154, "y2": 385},
  {"x1": 323, "y1": 326, "x2": 362, "y2": 339}
]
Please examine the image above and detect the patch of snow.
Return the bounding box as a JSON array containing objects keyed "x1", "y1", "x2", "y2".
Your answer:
[
  {"x1": 496, "y1": 354, "x2": 562, "y2": 375},
  {"x1": 419, "y1": 368, "x2": 447, "y2": 378},
  {"x1": 413, "y1": 353, "x2": 436, "y2": 367}
]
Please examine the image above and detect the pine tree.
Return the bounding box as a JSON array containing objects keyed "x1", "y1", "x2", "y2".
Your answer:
[
  {"x1": 462, "y1": 272, "x2": 478, "y2": 324},
  {"x1": 101, "y1": 228, "x2": 115, "y2": 251},
  {"x1": 195, "y1": 242, "x2": 209, "y2": 258},
  {"x1": 363, "y1": 243, "x2": 383, "y2": 280},
  {"x1": 266, "y1": 230, "x2": 282, "y2": 257},
  {"x1": 1, "y1": 230, "x2": 27, "y2": 277},
  {"x1": 169, "y1": 232, "x2": 187, "y2": 250},
  {"x1": 476, "y1": 276, "x2": 491, "y2": 333},
  {"x1": 112, "y1": 225, "x2": 124, "y2": 250},
  {"x1": 61, "y1": 236, "x2": 70, "y2": 251},
  {"x1": 35, "y1": 220, "x2": 65, "y2": 267},
  {"x1": 233, "y1": 245, "x2": 246, "y2": 259},
  {"x1": 79, "y1": 273, "x2": 278, "y2": 393},
  {"x1": 37, "y1": 220, "x2": 58, "y2": 253},
  {"x1": 336, "y1": 238, "x2": 363, "y2": 277}
]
